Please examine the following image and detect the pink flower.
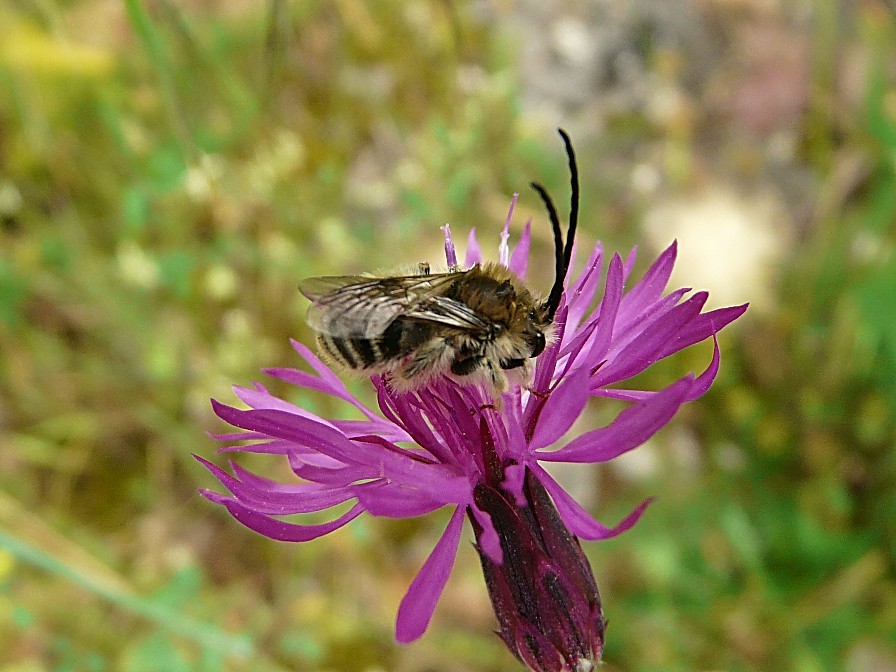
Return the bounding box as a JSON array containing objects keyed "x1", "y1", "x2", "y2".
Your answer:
[{"x1": 199, "y1": 134, "x2": 747, "y2": 670}]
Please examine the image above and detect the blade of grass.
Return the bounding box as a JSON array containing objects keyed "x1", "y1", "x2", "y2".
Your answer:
[
  {"x1": 122, "y1": 0, "x2": 192, "y2": 149},
  {"x1": 0, "y1": 490, "x2": 252, "y2": 658}
]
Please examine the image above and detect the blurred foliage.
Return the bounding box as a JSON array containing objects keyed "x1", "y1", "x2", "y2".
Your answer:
[{"x1": 0, "y1": 1, "x2": 894, "y2": 671}]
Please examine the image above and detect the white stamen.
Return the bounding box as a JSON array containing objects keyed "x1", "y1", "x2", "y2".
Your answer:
[{"x1": 499, "y1": 193, "x2": 519, "y2": 267}]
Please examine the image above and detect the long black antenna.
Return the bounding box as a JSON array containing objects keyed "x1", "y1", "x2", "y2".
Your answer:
[
  {"x1": 558, "y1": 128, "x2": 579, "y2": 276},
  {"x1": 530, "y1": 181, "x2": 564, "y2": 318},
  {"x1": 531, "y1": 128, "x2": 580, "y2": 320}
]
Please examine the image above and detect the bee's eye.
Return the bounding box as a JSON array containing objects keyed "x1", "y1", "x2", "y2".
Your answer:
[{"x1": 530, "y1": 331, "x2": 546, "y2": 357}]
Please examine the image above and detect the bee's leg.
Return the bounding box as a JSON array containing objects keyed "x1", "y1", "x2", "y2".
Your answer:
[
  {"x1": 450, "y1": 356, "x2": 485, "y2": 377},
  {"x1": 501, "y1": 358, "x2": 534, "y2": 392},
  {"x1": 483, "y1": 360, "x2": 509, "y2": 397},
  {"x1": 397, "y1": 339, "x2": 453, "y2": 383}
]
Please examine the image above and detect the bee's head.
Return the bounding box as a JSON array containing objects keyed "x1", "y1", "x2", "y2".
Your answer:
[
  {"x1": 528, "y1": 327, "x2": 547, "y2": 358},
  {"x1": 523, "y1": 303, "x2": 551, "y2": 358},
  {"x1": 531, "y1": 128, "x2": 579, "y2": 324},
  {"x1": 516, "y1": 300, "x2": 554, "y2": 359}
]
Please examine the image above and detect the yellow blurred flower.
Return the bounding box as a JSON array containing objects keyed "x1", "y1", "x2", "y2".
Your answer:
[{"x1": 0, "y1": 23, "x2": 114, "y2": 77}]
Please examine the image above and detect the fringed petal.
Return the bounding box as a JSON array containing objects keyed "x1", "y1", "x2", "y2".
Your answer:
[
  {"x1": 563, "y1": 241, "x2": 603, "y2": 334},
  {"x1": 591, "y1": 292, "x2": 709, "y2": 387},
  {"x1": 211, "y1": 402, "x2": 368, "y2": 465},
  {"x1": 509, "y1": 219, "x2": 532, "y2": 279},
  {"x1": 195, "y1": 455, "x2": 352, "y2": 514},
  {"x1": 541, "y1": 376, "x2": 693, "y2": 463},
  {"x1": 531, "y1": 465, "x2": 653, "y2": 540},
  {"x1": 655, "y1": 303, "x2": 749, "y2": 360},
  {"x1": 395, "y1": 507, "x2": 465, "y2": 642},
  {"x1": 578, "y1": 252, "x2": 624, "y2": 367},
  {"x1": 619, "y1": 241, "x2": 677, "y2": 315},
  {"x1": 352, "y1": 480, "x2": 448, "y2": 518},
  {"x1": 529, "y1": 369, "x2": 590, "y2": 450},
  {"x1": 202, "y1": 492, "x2": 364, "y2": 542}
]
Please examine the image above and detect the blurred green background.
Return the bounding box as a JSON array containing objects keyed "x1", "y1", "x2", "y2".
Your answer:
[{"x1": 1, "y1": 1, "x2": 894, "y2": 671}]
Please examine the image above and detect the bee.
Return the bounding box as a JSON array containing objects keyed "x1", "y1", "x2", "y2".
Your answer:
[{"x1": 299, "y1": 129, "x2": 580, "y2": 396}]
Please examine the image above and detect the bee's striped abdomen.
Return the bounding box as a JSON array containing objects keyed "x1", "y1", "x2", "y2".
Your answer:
[
  {"x1": 318, "y1": 335, "x2": 381, "y2": 369},
  {"x1": 316, "y1": 319, "x2": 434, "y2": 371}
]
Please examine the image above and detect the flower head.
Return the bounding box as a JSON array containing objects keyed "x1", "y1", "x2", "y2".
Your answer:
[
  {"x1": 197, "y1": 210, "x2": 746, "y2": 672},
  {"x1": 199, "y1": 157, "x2": 746, "y2": 670}
]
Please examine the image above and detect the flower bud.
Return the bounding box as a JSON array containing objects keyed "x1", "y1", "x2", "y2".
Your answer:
[{"x1": 471, "y1": 467, "x2": 604, "y2": 672}]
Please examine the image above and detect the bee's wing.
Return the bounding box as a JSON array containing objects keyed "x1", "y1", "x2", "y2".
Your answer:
[
  {"x1": 405, "y1": 295, "x2": 492, "y2": 332},
  {"x1": 298, "y1": 275, "x2": 374, "y2": 302},
  {"x1": 299, "y1": 272, "x2": 470, "y2": 339}
]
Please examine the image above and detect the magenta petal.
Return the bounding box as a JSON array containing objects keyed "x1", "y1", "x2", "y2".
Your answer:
[
  {"x1": 209, "y1": 429, "x2": 267, "y2": 441},
  {"x1": 395, "y1": 507, "x2": 465, "y2": 643},
  {"x1": 331, "y1": 418, "x2": 409, "y2": 442},
  {"x1": 592, "y1": 292, "x2": 709, "y2": 386},
  {"x1": 621, "y1": 241, "x2": 676, "y2": 314},
  {"x1": 469, "y1": 502, "x2": 503, "y2": 563},
  {"x1": 582, "y1": 252, "x2": 624, "y2": 364},
  {"x1": 590, "y1": 388, "x2": 654, "y2": 402},
  {"x1": 656, "y1": 303, "x2": 748, "y2": 360},
  {"x1": 351, "y1": 481, "x2": 445, "y2": 517},
  {"x1": 377, "y1": 384, "x2": 453, "y2": 463},
  {"x1": 531, "y1": 465, "x2": 654, "y2": 540},
  {"x1": 503, "y1": 410, "x2": 529, "y2": 464},
  {"x1": 261, "y1": 368, "x2": 344, "y2": 402},
  {"x1": 564, "y1": 242, "x2": 603, "y2": 333},
  {"x1": 529, "y1": 369, "x2": 590, "y2": 450},
  {"x1": 231, "y1": 383, "x2": 350, "y2": 429},
  {"x1": 542, "y1": 376, "x2": 693, "y2": 463},
  {"x1": 290, "y1": 339, "x2": 347, "y2": 390},
  {"x1": 465, "y1": 228, "x2": 482, "y2": 266},
  {"x1": 213, "y1": 403, "x2": 381, "y2": 466},
  {"x1": 531, "y1": 304, "x2": 569, "y2": 393},
  {"x1": 509, "y1": 219, "x2": 531, "y2": 278},
  {"x1": 612, "y1": 288, "x2": 692, "y2": 349},
  {"x1": 196, "y1": 455, "x2": 351, "y2": 514},
  {"x1": 684, "y1": 335, "x2": 722, "y2": 400},
  {"x1": 203, "y1": 493, "x2": 364, "y2": 542},
  {"x1": 593, "y1": 335, "x2": 723, "y2": 404}
]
